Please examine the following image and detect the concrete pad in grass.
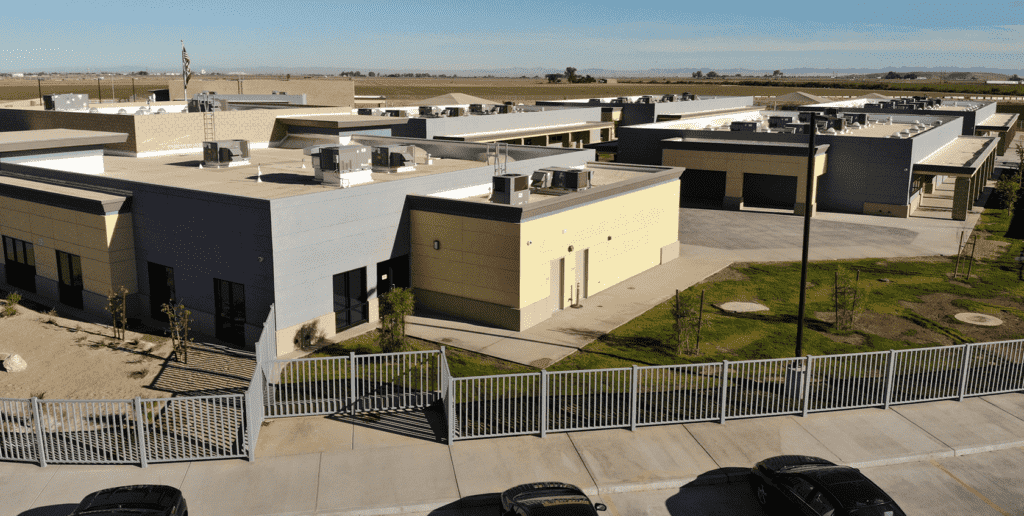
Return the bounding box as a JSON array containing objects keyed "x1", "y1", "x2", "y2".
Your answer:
[
  {"x1": 0, "y1": 461, "x2": 60, "y2": 516},
  {"x1": 567, "y1": 426, "x2": 719, "y2": 492},
  {"x1": 860, "y1": 461, "x2": 1001, "y2": 516},
  {"x1": 180, "y1": 454, "x2": 320, "y2": 516},
  {"x1": 685, "y1": 415, "x2": 840, "y2": 470},
  {"x1": 892, "y1": 398, "x2": 1024, "y2": 455},
  {"x1": 27, "y1": 462, "x2": 189, "y2": 514},
  {"x1": 794, "y1": 408, "x2": 952, "y2": 467},
  {"x1": 316, "y1": 442, "x2": 459, "y2": 513},
  {"x1": 450, "y1": 433, "x2": 595, "y2": 497}
]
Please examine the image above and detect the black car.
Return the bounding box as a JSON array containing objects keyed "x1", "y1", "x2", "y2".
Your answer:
[
  {"x1": 500, "y1": 482, "x2": 607, "y2": 516},
  {"x1": 69, "y1": 485, "x2": 188, "y2": 516},
  {"x1": 749, "y1": 455, "x2": 905, "y2": 516}
]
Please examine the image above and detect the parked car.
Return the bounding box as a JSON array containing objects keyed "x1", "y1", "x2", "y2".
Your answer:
[
  {"x1": 68, "y1": 485, "x2": 188, "y2": 516},
  {"x1": 500, "y1": 482, "x2": 607, "y2": 516},
  {"x1": 749, "y1": 455, "x2": 906, "y2": 516}
]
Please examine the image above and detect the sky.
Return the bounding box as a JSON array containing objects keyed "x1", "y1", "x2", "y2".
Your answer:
[{"x1": 2, "y1": 0, "x2": 1023, "y2": 73}]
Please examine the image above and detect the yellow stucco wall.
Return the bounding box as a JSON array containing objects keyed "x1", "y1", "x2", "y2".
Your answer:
[
  {"x1": 0, "y1": 196, "x2": 137, "y2": 295},
  {"x1": 663, "y1": 149, "x2": 825, "y2": 178},
  {"x1": 410, "y1": 179, "x2": 679, "y2": 320},
  {"x1": 519, "y1": 181, "x2": 679, "y2": 308},
  {"x1": 167, "y1": 78, "x2": 355, "y2": 107}
]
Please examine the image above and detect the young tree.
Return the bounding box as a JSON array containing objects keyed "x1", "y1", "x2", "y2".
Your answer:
[
  {"x1": 996, "y1": 173, "x2": 1020, "y2": 219},
  {"x1": 105, "y1": 285, "x2": 129, "y2": 340},
  {"x1": 162, "y1": 300, "x2": 193, "y2": 363},
  {"x1": 378, "y1": 287, "x2": 415, "y2": 353},
  {"x1": 670, "y1": 289, "x2": 706, "y2": 356},
  {"x1": 833, "y1": 266, "x2": 864, "y2": 331}
]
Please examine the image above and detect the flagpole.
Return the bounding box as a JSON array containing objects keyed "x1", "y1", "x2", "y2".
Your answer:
[{"x1": 181, "y1": 40, "x2": 188, "y2": 104}]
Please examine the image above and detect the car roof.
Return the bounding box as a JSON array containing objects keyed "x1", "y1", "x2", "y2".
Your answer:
[
  {"x1": 75, "y1": 485, "x2": 180, "y2": 513},
  {"x1": 789, "y1": 467, "x2": 894, "y2": 508}
]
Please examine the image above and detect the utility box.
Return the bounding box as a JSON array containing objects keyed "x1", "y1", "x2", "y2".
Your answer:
[
  {"x1": 316, "y1": 144, "x2": 373, "y2": 187},
  {"x1": 203, "y1": 140, "x2": 251, "y2": 168},
  {"x1": 491, "y1": 174, "x2": 531, "y2": 205}
]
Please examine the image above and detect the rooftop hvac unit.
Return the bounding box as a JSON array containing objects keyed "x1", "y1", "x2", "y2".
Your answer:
[
  {"x1": 357, "y1": 108, "x2": 383, "y2": 116},
  {"x1": 636, "y1": 96, "x2": 654, "y2": 104},
  {"x1": 863, "y1": 103, "x2": 880, "y2": 109},
  {"x1": 317, "y1": 145, "x2": 372, "y2": 187},
  {"x1": 832, "y1": 118, "x2": 846, "y2": 132},
  {"x1": 843, "y1": 113, "x2": 868, "y2": 125},
  {"x1": 491, "y1": 174, "x2": 531, "y2": 205},
  {"x1": 730, "y1": 121, "x2": 758, "y2": 132},
  {"x1": 768, "y1": 116, "x2": 793, "y2": 129},
  {"x1": 531, "y1": 170, "x2": 553, "y2": 189},
  {"x1": 550, "y1": 168, "x2": 593, "y2": 191},
  {"x1": 419, "y1": 106, "x2": 440, "y2": 117},
  {"x1": 615, "y1": 97, "x2": 630, "y2": 104},
  {"x1": 785, "y1": 123, "x2": 811, "y2": 134},
  {"x1": 384, "y1": 109, "x2": 403, "y2": 117},
  {"x1": 588, "y1": 98, "x2": 603, "y2": 103},
  {"x1": 798, "y1": 112, "x2": 816, "y2": 123},
  {"x1": 44, "y1": 93, "x2": 89, "y2": 111},
  {"x1": 469, "y1": 104, "x2": 488, "y2": 113},
  {"x1": 933, "y1": 98, "x2": 943, "y2": 106},
  {"x1": 203, "y1": 140, "x2": 251, "y2": 168},
  {"x1": 372, "y1": 145, "x2": 416, "y2": 172},
  {"x1": 661, "y1": 94, "x2": 677, "y2": 102},
  {"x1": 824, "y1": 107, "x2": 839, "y2": 117},
  {"x1": 443, "y1": 107, "x2": 467, "y2": 117}
]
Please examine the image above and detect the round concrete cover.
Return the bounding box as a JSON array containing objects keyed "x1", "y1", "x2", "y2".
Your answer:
[
  {"x1": 954, "y1": 312, "x2": 1003, "y2": 326},
  {"x1": 719, "y1": 302, "x2": 769, "y2": 313}
]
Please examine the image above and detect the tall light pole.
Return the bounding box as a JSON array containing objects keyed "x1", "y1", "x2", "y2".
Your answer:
[{"x1": 795, "y1": 113, "x2": 818, "y2": 358}]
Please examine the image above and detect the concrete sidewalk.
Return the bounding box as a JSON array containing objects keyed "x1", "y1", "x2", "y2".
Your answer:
[{"x1": 6, "y1": 393, "x2": 1024, "y2": 516}]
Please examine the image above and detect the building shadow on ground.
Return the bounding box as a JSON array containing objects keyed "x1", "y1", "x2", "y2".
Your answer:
[
  {"x1": 327, "y1": 405, "x2": 447, "y2": 444},
  {"x1": 147, "y1": 341, "x2": 256, "y2": 396}
]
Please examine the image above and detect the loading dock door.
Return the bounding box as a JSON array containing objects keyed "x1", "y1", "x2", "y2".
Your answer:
[
  {"x1": 743, "y1": 173, "x2": 797, "y2": 209},
  {"x1": 680, "y1": 169, "x2": 726, "y2": 206}
]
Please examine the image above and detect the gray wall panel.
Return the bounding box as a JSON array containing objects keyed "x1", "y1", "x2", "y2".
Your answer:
[{"x1": 392, "y1": 108, "x2": 603, "y2": 139}]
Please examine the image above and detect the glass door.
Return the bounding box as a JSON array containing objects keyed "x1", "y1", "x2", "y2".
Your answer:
[
  {"x1": 148, "y1": 262, "x2": 176, "y2": 320},
  {"x1": 56, "y1": 250, "x2": 83, "y2": 309},
  {"x1": 3, "y1": 236, "x2": 37, "y2": 293},
  {"x1": 334, "y1": 267, "x2": 367, "y2": 333},
  {"x1": 214, "y1": 278, "x2": 246, "y2": 347}
]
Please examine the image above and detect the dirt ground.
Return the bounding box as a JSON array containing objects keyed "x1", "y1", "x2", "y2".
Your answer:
[{"x1": 0, "y1": 300, "x2": 255, "y2": 400}]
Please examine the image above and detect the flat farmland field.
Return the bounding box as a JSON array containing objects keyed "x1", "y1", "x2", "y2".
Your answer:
[{"x1": 0, "y1": 78, "x2": 170, "y2": 103}]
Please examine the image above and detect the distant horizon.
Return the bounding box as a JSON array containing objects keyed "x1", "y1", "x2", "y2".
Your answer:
[{"x1": 3, "y1": 1, "x2": 1021, "y2": 73}]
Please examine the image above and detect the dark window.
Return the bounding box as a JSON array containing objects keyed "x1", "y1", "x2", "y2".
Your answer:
[
  {"x1": 334, "y1": 267, "x2": 367, "y2": 333},
  {"x1": 148, "y1": 262, "x2": 176, "y2": 320},
  {"x1": 376, "y1": 255, "x2": 409, "y2": 297},
  {"x1": 214, "y1": 278, "x2": 246, "y2": 347},
  {"x1": 3, "y1": 236, "x2": 36, "y2": 293},
  {"x1": 807, "y1": 490, "x2": 836, "y2": 516},
  {"x1": 56, "y1": 250, "x2": 83, "y2": 309}
]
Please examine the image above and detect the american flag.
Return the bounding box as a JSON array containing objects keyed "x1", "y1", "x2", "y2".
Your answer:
[{"x1": 182, "y1": 46, "x2": 193, "y2": 86}]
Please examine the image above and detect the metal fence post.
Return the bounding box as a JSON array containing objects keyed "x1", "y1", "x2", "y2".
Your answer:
[
  {"x1": 540, "y1": 370, "x2": 548, "y2": 438},
  {"x1": 134, "y1": 397, "x2": 148, "y2": 468},
  {"x1": 958, "y1": 344, "x2": 973, "y2": 401},
  {"x1": 719, "y1": 361, "x2": 729, "y2": 424},
  {"x1": 630, "y1": 365, "x2": 639, "y2": 431},
  {"x1": 31, "y1": 397, "x2": 47, "y2": 467},
  {"x1": 884, "y1": 350, "x2": 897, "y2": 409},
  {"x1": 801, "y1": 356, "x2": 812, "y2": 417},
  {"x1": 349, "y1": 351, "x2": 357, "y2": 415},
  {"x1": 447, "y1": 376, "x2": 455, "y2": 445},
  {"x1": 438, "y1": 346, "x2": 446, "y2": 402}
]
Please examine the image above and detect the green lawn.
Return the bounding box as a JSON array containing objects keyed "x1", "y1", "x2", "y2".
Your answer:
[{"x1": 316, "y1": 209, "x2": 1024, "y2": 377}]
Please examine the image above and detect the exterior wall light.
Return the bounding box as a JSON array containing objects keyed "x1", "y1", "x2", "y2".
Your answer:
[
  {"x1": 527, "y1": 240, "x2": 532, "y2": 245},
  {"x1": 607, "y1": 236, "x2": 612, "y2": 241},
  {"x1": 433, "y1": 240, "x2": 440, "y2": 250},
  {"x1": 568, "y1": 245, "x2": 574, "y2": 252}
]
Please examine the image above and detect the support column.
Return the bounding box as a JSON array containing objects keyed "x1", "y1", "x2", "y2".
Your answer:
[
  {"x1": 924, "y1": 176, "x2": 934, "y2": 194},
  {"x1": 723, "y1": 170, "x2": 743, "y2": 210},
  {"x1": 952, "y1": 176, "x2": 972, "y2": 221},
  {"x1": 794, "y1": 172, "x2": 817, "y2": 217}
]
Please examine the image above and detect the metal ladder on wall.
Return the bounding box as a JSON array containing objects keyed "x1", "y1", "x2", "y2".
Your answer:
[{"x1": 203, "y1": 111, "x2": 216, "y2": 141}]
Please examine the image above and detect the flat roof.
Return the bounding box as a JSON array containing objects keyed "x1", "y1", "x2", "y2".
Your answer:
[
  {"x1": 0, "y1": 129, "x2": 128, "y2": 153},
  {"x1": 458, "y1": 163, "x2": 654, "y2": 205},
  {"x1": 0, "y1": 174, "x2": 130, "y2": 214},
  {"x1": 437, "y1": 121, "x2": 613, "y2": 142},
  {"x1": 275, "y1": 114, "x2": 410, "y2": 129},
  {"x1": 637, "y1": 110, "x2": 954, "y2": 139},
  {"x1": 99, "y1": 147, "x2": 488, "y2": 200},
  {"x1": 916, "y1": 136, "x2": 998, "y2": 172},
  {"x1": 977, "y1": 113, "x2": 1019, "y2": 130}
]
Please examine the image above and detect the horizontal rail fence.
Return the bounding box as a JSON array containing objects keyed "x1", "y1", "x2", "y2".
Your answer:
[
  {"x1": 806, "y1": 351, "x2": 890, "y2": 412},
  {"x1": 139, "y1": 394, "x2": 248, "y2": 463},
  {"x1": 450, "y1": 373, "x2": 541, "y2": 440},
  {"x1": 547, "y1": 368, "x2": 632, "y2": 433},
  {"x1": 636, "y1": 363, "x2": 723, "y2": 426},
  {"x1": 965, "y1": 340, "x2": 1024, "y2": 397},
  {"x1": 0, "y1": 398, "x2": 38, "y2": 463},
  {"x1": 723, "y1": 358, "x2": 805, "y2": 420},
  {"x1": 890, "y1": 346, "x2": 966, "y2": 404},
  {"x1": 263, "y1": 350, "x2": 443, "y2": 418}
]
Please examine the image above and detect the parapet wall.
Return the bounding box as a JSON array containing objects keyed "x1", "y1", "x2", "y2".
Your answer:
[{"x1": 167, "y1": 78, "x2": 354, "y2": 107}]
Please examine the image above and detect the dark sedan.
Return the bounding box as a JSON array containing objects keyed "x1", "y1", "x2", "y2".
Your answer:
[
  {"x1": 69, "y1": 485, "x2": 188, "y2": 516},
  {"x1": 749, "y1": 455, "x2": 906, "y2": 516},
  {"x1": 500, "y1": 482, "x2": 607, "y2": 516}
]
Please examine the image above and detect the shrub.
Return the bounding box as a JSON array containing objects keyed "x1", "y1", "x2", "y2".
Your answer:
[{"x1": 2, "y1": 291, "x2": 21, "y2": 317}]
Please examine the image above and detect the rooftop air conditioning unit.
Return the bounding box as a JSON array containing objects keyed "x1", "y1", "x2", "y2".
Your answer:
[
  {"x1": 44, "y1": 93, "x2": 89, "y2": 111},
  {"x1": 550, "y1": 168, "x2": 593, "y2": 191},
  {"x1": 768, "y1": 116, "x2": 793, "y2": 129},
  {"x1": 730, "y1": 121, "x2": 759, "y2": 132},
  {"x1": 491, "y1": 174, "x2": 531, "y2": 205},
  {"x1": 588, "y1": 98, "x2": 602, "y2": 103},
  {"x1": 469, "y1": 104, "x2": 487, "y2": 113},
  {"x1": 443, "y1": 107, "x2": 467, "y2": 117},
  {"x1": 317, "y1": 145, "x2": 372, "y2": 187},
  {"x1": 615, "y1": 97, "x2": 630, "y2": 103},
  {"x1": 372, "y1": 145, "x2": 417, "y2": 172},
  {"x1": 357, "y1": 108, "x2": 382, "y2": 116},
  {"x1": 531, "y1": 170, "x2": 553, "y2": 189},
  {"x1": 419, "y1": 106, "x2": 440, "y2": 117},
  {"x1": 203, "y1": 140, "x2": 251, "y2": 168}
]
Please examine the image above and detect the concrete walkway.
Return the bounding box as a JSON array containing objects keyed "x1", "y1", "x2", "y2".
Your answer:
[
  {"x1": 406, "y1": 177, "x2": 993, "y2": 367},
  {"x1": 6, "y1": 393, "x2": 1024, "y2": 516}
]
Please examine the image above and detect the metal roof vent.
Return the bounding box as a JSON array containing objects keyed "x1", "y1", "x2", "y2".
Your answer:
[
  {"x1": 157, "y1": 108, "x2": 166, "y2": 114},
  {"x1": 117, "y1": 108, "x2": 127, "y2": 115},
  {"x1": 932, "y1": 120, "x2": 943, "y2": 126}
]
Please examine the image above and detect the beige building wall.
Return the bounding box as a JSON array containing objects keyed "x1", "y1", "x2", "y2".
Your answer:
[
  {"x1": 410, "y1": 180, "x2": 680, "y2": 330},
  {"x1": 0, "y1": 109, "x2": 139, "y2": 154},
  {"x1": 0, "y1": 196, "x2": 137, "y2": 296},
  {"x1": 168, "y1": 78, "x2": 355, "y2": 107}
]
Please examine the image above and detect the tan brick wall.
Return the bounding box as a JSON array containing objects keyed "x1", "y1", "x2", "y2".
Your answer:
[
  {"x1": 0, "y1": 108, "x2": 138, "y2": 153},
  {"x1": 168, "y1": 78, "x2": 355, "y2": 107}
]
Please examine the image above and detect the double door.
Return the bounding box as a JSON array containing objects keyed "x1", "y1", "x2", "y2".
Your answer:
[
  {"x1": 56, "y1": 251, "x2": 83, "y2": 309},
  {"x1": 334, "y1": 267, "x2": 367, "y2": 333}
]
